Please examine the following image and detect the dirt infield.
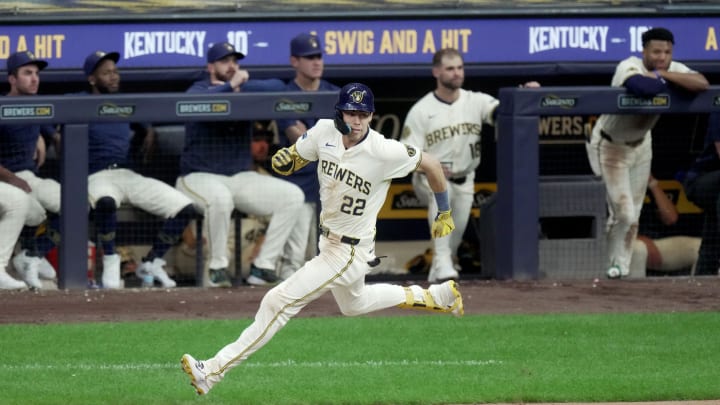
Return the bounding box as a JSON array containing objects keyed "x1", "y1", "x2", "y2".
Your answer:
[{"x1": 1, "y1": 277, "x2": 718, "y2": 324}]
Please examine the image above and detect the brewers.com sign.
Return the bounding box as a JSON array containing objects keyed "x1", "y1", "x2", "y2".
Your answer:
[{"x1": 1, "y1": 104, "x2": 54, "y2": 119}]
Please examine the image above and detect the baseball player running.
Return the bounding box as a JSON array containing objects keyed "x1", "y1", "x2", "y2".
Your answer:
[
  {"x1": 181, "y1": 83, "x2": 462, "y2": 396},
  {"x1": 586, "y1": 27, "x2": 708, "y2": 279},
  {"x1": 403, "y1": 48, "x2": 539, "y2": 282},
  {"x1": 274, "y1": 32, "x2": 340, "y2": 279},
  {"x1": 79, "y1": 50, "x2": 197, "y2": 288},
  {"x1": 1, "y1": 51, "x2": 62, "y2": 289}
]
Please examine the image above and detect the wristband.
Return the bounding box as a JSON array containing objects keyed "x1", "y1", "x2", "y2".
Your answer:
[{"x1": 434, "y1": 191, "x2": 450, "y2": 212}]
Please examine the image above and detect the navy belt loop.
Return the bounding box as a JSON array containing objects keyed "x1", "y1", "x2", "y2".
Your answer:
[{"x1": 319, "y1": 225, "x2": 360, "y2": 245}]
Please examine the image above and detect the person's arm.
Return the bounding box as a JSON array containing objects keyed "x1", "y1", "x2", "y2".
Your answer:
[
  {"x1": 418, "y1": 151, "x2": 454, "y2": 238},
  {"x1": 34, "y1": 135, "x2": 46, "y2": 168},
  {"x1": 624, "y1": 73, "x2": 667, "y2": 97},
  {"x1": 647, "y1": 175, "x2": 678, "y2": 226},
  {"x1": 0, "y1": 165, "x2": 31, "y2": 192},
  {"x1": 657, "y1": 70, "x2": 709, "y2": 93},
  {"x1": 284, "y1": 121, "x2": 308, "y2": 144},
  {"x1": 418, "y1": 151, "x2": 446, "y2": 195}
]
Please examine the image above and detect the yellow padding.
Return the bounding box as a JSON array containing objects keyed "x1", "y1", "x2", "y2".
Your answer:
[{"x1": 398, "y1": 287, "x2": 447, "y2": 313}]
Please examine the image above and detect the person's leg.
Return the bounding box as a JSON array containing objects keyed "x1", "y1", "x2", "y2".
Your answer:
[
  {"x1": 0, "y1": 184, "x2": 31, "y2": 289},
  {"x1": 15, "y1": 171, "x2": 62, "y2": 258},
  {"x1": 228, "y1": 172, "x2": 304, "y2": 283},
  {"x1": 447, "y1": 174, "x2": 476, "y2": 268},
  {"x1": 182, "y1": 238, "x2": 347, "y2": 394},
  {"x1": 413, "y1": 172, "x2": 459, "y2": 282},
  {"x1": 597, "y1": 141, "x2": 635, "y2": 277},
  {"x1": 89, "y1": 170, "x2": 126, "y2": 289},
  {"x1": 621, "y1": 141, "x2": 652, "y2": 273},
  {"x1": 177, "y1": 173, "x2": 234, "y2": 271},
  {"x1": 123, "y1": 170, "x2": 197, "y2": 287},
  {"x1": 278, "y1": 202, "x2": 314, "y2": 280}
]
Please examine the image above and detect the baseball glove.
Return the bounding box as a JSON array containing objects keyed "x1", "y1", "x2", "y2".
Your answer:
[{"x1": 431, "y1": 210, "x2": 455, "y2": 238}]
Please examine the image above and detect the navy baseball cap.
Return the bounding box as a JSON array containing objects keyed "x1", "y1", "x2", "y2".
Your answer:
[
  {"x1": 6, "y1": 51, "x2": 48, "y2": 73},
  {"x1": 84, "y1": 51, "x2": 120, "y2": 76},
  {"x1": 207, "y1": 42, "x2": 245, "y2": 63},
  {"x1": 291, "y1": 33, "x2": 322, "y2": 57}
]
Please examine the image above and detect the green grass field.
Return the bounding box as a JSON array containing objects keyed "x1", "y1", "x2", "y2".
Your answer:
[{"x1": 1, "y1": 312, "x2": 718, "y2": 404}]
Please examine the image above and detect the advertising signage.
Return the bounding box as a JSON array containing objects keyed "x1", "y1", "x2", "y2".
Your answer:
[{"x1": 1, "y1": 17, "x2": 719, "y2": 70}]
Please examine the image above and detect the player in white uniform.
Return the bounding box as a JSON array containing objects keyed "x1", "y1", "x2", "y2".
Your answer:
[
  {"x1": 0, "y1": 182, "x2": 46, "y2": 289},
  {"x1": 181, "y1": 83, "x2": 462, "y2": 396},
  {"x1": 403, "y1": 48, "x2": 539, "y2": 282},
  {"x1": 586, "y1": 27, "x2": 708, "y2": 279}
]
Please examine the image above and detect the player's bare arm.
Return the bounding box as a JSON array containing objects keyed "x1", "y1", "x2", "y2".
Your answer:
[
  {"x1": 656, "y1": 70, "x2": 709, "y2": 93},
  {"x1": 284, "y1": 121, "x2": 308, "y2": 144},
  {"x1": 34, "y1": 135, "x2": 46, "y2": 168},
  {"x1": 0, "y1": 165, "x2": 31, "y2": 193}
]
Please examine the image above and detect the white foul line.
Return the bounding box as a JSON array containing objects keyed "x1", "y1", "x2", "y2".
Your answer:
[{"x1": 3, "y1": 359, "x2": 502, "y2": 372}]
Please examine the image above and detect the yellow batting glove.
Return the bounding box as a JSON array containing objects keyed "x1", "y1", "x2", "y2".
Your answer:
[
  {"x1": 271, "y1": 147, "x2": 294, "y2": 175},
  {"x1": 431, "y1": 210, "x2": 455, "y2": 238}
]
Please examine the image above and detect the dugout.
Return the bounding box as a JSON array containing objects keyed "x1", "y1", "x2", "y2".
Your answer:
[{"x1": 2, "y1": 1, "x2": 720, "y2": 286}]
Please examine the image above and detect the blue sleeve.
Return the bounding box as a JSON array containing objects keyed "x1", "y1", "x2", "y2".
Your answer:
[
  {"x1": 624, "y1": 74, "x2": 667, "y2": 97},
  {"x1": 241, "y1": 79, "x2": 286, "y2": 92},
  {"x1": 186, "y1": 80, "x2": 233, "y2": 94},
  {"x1": 40, "y1": 124, "x2": 57, "y2": 138}
]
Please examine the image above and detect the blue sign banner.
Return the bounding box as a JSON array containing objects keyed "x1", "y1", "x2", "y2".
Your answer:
[{"x1": 1, "y1": 17, "x2": 719, "y2": 70}]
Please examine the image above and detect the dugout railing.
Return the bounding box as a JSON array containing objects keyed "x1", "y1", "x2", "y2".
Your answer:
[
  {"x1": 495, "y1": 85, "x2": 720, "y2": 280},
  {"x1": 1, "y1": 91, "x2": 337, "y2": 288},
  {"x1": 3, "y1": 86, "x2": 719, "y2": 288}
]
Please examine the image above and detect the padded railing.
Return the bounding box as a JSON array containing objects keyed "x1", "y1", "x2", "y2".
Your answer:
[{"x1": 1, "y1": 91, "x2": 337, "y2": 288}]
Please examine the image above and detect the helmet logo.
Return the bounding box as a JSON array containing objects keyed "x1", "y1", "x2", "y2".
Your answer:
[{"x1": 350, "y1": 90, "x2": 366, "y2": 104}]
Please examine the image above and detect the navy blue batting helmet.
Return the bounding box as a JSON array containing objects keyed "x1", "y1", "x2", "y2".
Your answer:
[{"x1": 335, "y1": 82, "x2": 375, "y2": 113}]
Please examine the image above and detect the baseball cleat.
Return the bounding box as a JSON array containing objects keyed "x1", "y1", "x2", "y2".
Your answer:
[
  {"x1": 440, "y1": 280, "x2": 464, "y2": 317},
  {"x1": 37, "y1": 257, "x2": 57, "y2": 280},
  {"x1": 208, "y1": 268, "x2": 232, "y2": 288},
  {"x1": 138, "y1": 258, "x2": 177, "y2": 288},
  {"x1": 428, "y1": 266, "x2": 459, "y2": 283},
  {"x1": 247, "y1": 265, "x2": 279, "y2": 286},
  {"x1": 0, "y1": 271, "x2": 28, "y2": 290},
  {"x1": 181, "y1": 354, "x2": 212, "y2": 395},
  {"x1": 606, "y1": 264, "x2": 627, "y2": 279},
  {"x1": 12, "y1": 250, "x2": 43, "y2": 289},
  {"x1": 101, "y1": 254, "x2": 122, "y2": 289}
]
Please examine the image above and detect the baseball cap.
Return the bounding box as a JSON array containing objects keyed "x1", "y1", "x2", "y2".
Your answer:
[
  {"x1": 83, "y1": 51, "x2": 120, "y2": 76},
  {"x1": 6, "y1": 51, "x2": 48, "y2": 73},
  {"x1": 291, "y1": 33, "x2": 322, "y2": 57},
  {"x1": 207, "y1": 42, "x2": 245, "y2": 63}
]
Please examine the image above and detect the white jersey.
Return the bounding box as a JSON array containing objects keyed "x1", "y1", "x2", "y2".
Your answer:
[
  {"x1": 296, "y1": 119, "x2": 421, "y2": 240},
  {"x1": 597, "y1": 56, "x2": 695, "y2": 142},
  {"x1": 401, "y1": 89, "x2": 499, "y2": 178}
]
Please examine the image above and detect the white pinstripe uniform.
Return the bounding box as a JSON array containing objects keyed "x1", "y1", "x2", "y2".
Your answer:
[
  {"x1": 193, "y1": 119, "x2": 431, "y2": 384},
  {"x1": 402, "y1": 89, "x2": 499, "y2": 280},
  {"x1": 586, "y1": 56, "x2": 695, "y2": 275}
]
